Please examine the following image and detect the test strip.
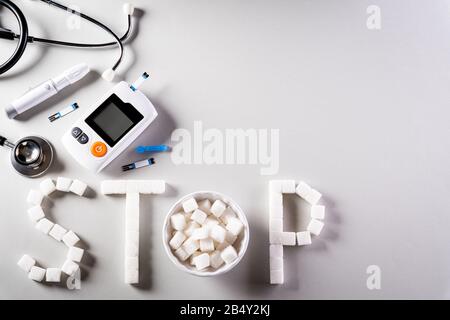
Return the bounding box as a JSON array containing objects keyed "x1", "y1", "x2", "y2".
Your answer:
[
  {"x1": 130, "y1": 72, "x2": 149, "y2": 91},
  {"x1": 49, "y1": 103, "x2": 79, "y2": 122},
  {"x1": 122, "y1": 158, "x2": 156, "y2": 172}
]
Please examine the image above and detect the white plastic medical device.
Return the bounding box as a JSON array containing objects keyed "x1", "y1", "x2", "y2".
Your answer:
[
  {"x1": 6, "y1": 64, "x2": 90, "y2": 119},
  {"x1": 62, "y1": 81, "x2": 158, "y2": 173}
]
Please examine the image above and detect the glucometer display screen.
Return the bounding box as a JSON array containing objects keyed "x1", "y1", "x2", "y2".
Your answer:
[
  {"x1": 93, "y1": 103, "x2": 133, "y2": 142},
  {"x1": 86, "y1": 94, "x2": 144, "y2": 147}
]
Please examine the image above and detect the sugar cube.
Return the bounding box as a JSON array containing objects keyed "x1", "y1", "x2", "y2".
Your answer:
[
  {"x1": 17, "y1": 255, "x2": 35, "y2": 272},
  {"x1": 28, "y1": 206, "x2": 45, "y2": 223},
  {"x1": 270, "y1": 205, "x2": 284, "y2": 220},
  {"x1": 210, "y1": 200, "x2": 227, "y2": 218},
  {"x1": 101, "y1": 181, "x2": 127, "y2": 195},
  {"x1": 46, "y1": 268, "x2": 61, "y2": 282},
  {"x1": 127, "y1": 180, "x2": 166, "y2": 194},
  {"x1": 220, "y1": 207, "x2": 237, "y2": 225},
  {"x1": 194, "y1": 253, "x2": 210, "y2": 271},
  {"x1": 62, "y1": 231, "x2": 80, "y2": 247},
  {"x1": 210, "y1": 225, "x2": 227, "y2": 244},
  {"x1": 126, "y1": 181, "x2": 141, "y2": 194},
  {"x1": 56, "y1": 177, "x2": 72, "y2": 192},
  {"x1": 189, "y1": 252, "x2": 202, "y2": 265},
  {"x1": 311, "y1": 205, "x2": 325, "y2": 220},
  {"x1": 49, "y1": 224, "x2": 67, "y2": 242},
  {"x1": 62, "y1": 260, "x2": 80, "y2": 276},
  {"x1": 270, "y1": 257, "x2": 284, "y2": 271},
  {"x1": 200, "y1": 239, "x2": 215, "y2": 253},
  {"x1": 270, "y1": 192, "x2": 283, "y2": 208},
  {"x1": 270, "y1": 245, "x2": 283, "y2": 258},
  {"x1": 126, "y1": 182, "x2": 140, "y2": 195},
  {"x1": 308, "y1": 219, "x2": 324, "y2": 236},
  {"x1": 126, "y1": 257, "x2": 139, "y2": 271},
  {"x1": 125, "y1": 217, "x2": 139, "y2": 232},
  {"x1": 125, "y1": 257, "x2": 139, "y2": 284},
  {"x1": 182, "y1": 197, "x2": 198, "y2": 213},
  {"x1": 270, "y1": 270, "x2": 284, "y2": 285},
  {"x1": 27, "y1": 190, "x2": 44, "y2": 206},
  {"x1": 270, "y1": 232, "x2": 296, "y2": 246},
  {"x1": 282, "y1": 232, "x2": 297, "y2": 246},
  {"x1": 305, "y1": 189, "x2": 322, "y2": 205},
  {"x1": 269, "y1": 181, "x2": 283, "y2": 194},
  {"x1": 126, "y1": 192, "x2": 139, "y2": 220},
  {"x1": 171, "y1": 213, "x2": 187, "y2": 231},
  {"x1": 125, "y1": 242, "x2": 139, "y2": 258},
  {"x1": 215, "y1": 241, "x2": 231, "y2": 251},
  {"x1": 128, "y1": 180, "x2": 166, "y2": 194},
  {"x1": 151, "y1": 180, "x2": 166, "y2": 194},
  {"x1": 270, "y1": 219, "x2": 283, "y2": 232},
  {"x1": 210, "y1": 251, "x2": 224, "y2": 269},
  {"x1": 174, "y1": 247, "x2": 189, "y2": 262},
  {"x1": 296, "y1": 181, "x2": 312, "y2": 199},
  {"x1": 67, "y1": 247, "x2": 84, "y2": 263},
  {"x1": 192, "y1": 227, "x2": 210, "y2": 240},
  {"x1": 297, "y1": 231, "x2": 312, "y2": 246},
  {"x1": 184, "y1": 221, "x2": 200, "y2": 237},
  {"x1": 225, "y1": 231, "x2": 237, "y2": 245},
  {"x1": 198, "y1": 199, "x2": 212, "y2": 213},
  {"x1": 40, "y1": 179, "x2": 56, "y2": 196},
  {"x1": 70, "y1": 180, "x2": 88, "y2": 197},
  {"x1": 126, "y1": 217, "x2": 140, "y2": 232},
  {"x1": 204, "y1": 216, "x2": 220, "y2": 229},
  {"x1": 282, "y1": 180, "x2": 296, "y2": 194},
  {"x1": 170, "y1": 231, "x2": 187, "y2": 250},
  {"x1": 191, "y1": 209, "x2": 208, "y2": 225},
  {"x1": 35, "y1": 218, "x2": 54, "y2": 235},
  {"x1": 126, "y1": 231, "x2": 139, "y2": 247},
  {"x1": 125, "y1": 269, "x2": 139, "y2": 284},
  {"x1": 221, "y1": 246, "x2": 238, "y2": 265},
  {"x1": 28, "y1": 266, "x2": 46, "y2": 282},
  {"x1": 226, "y1": 217, "x2": 244, "y2": 236},
  {"x1": 182, "y1": 238, "x2": 200, "y2": 256}
]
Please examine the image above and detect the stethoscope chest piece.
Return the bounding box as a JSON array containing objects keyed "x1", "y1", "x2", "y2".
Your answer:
[{"x1": 10, "y1": 137, "x2": 54, "y2": 178}]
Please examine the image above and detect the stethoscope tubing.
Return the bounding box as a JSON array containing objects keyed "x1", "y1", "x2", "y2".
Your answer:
[
  {"x1": 0, "y1": 0, "x2": 131, "y2": 75},
  {"x1": 0, "y1": 0, "x2": 29, "y2": 75}
]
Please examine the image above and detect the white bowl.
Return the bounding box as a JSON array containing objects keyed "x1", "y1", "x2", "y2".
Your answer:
[{"x1": 163, "y1": 191, "x2": 250, "y2": 277}]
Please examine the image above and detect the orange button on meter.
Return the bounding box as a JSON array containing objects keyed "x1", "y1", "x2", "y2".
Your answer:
[{"x1": 91, "y1": 142, "x2": 108, "y2": 158}]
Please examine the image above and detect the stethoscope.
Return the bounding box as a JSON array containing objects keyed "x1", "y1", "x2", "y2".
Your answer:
[
  {"x1": 0, "y1": 0, "x2": 134, "y2": 76},
  {"x1": 0, "y1": 135, "x2": 54, "y2": 178}
]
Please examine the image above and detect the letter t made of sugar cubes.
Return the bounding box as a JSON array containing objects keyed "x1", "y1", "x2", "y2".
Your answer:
[{"x1": 102, "y1": 181, "x2": 166, "y2": 284}]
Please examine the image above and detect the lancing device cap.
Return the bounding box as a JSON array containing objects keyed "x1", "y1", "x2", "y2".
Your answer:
[{"x1": 5, "y1": 104, "x2": 18, "y2": 119}]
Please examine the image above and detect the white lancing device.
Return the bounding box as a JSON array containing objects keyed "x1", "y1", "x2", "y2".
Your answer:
[{"x1": 5, "y1": 63, "x2": 90, "y2": 119}]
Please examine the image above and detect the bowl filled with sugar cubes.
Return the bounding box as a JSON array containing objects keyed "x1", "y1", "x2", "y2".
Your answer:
[{"x1": 163, "y1": 192, "x2": 250, "y2": 277}]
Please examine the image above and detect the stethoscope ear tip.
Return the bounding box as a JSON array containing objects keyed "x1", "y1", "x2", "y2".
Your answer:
[
  {"x1": 102, "y1": 68, "x2": 117, "y2": 82},
  {"x1": 123, "y1": 3, "x2": 135, "y2": 16}
]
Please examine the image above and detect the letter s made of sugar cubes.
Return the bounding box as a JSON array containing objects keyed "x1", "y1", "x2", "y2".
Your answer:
[
  {"x1": 18, "y1": 178, "x2": 89, "y2": 285},
  {"x1": 269, "y1": 180, "x2": 326, "y2": 285}
]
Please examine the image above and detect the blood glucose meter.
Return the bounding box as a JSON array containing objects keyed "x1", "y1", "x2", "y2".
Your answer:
[{"x1": 62, "y1": 81, "x2": 157, "y2": 173}]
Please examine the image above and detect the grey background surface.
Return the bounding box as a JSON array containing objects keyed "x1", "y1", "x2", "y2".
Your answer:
[{"x1": 0, "y1": 0, "x2": 449, "y2": 300}]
